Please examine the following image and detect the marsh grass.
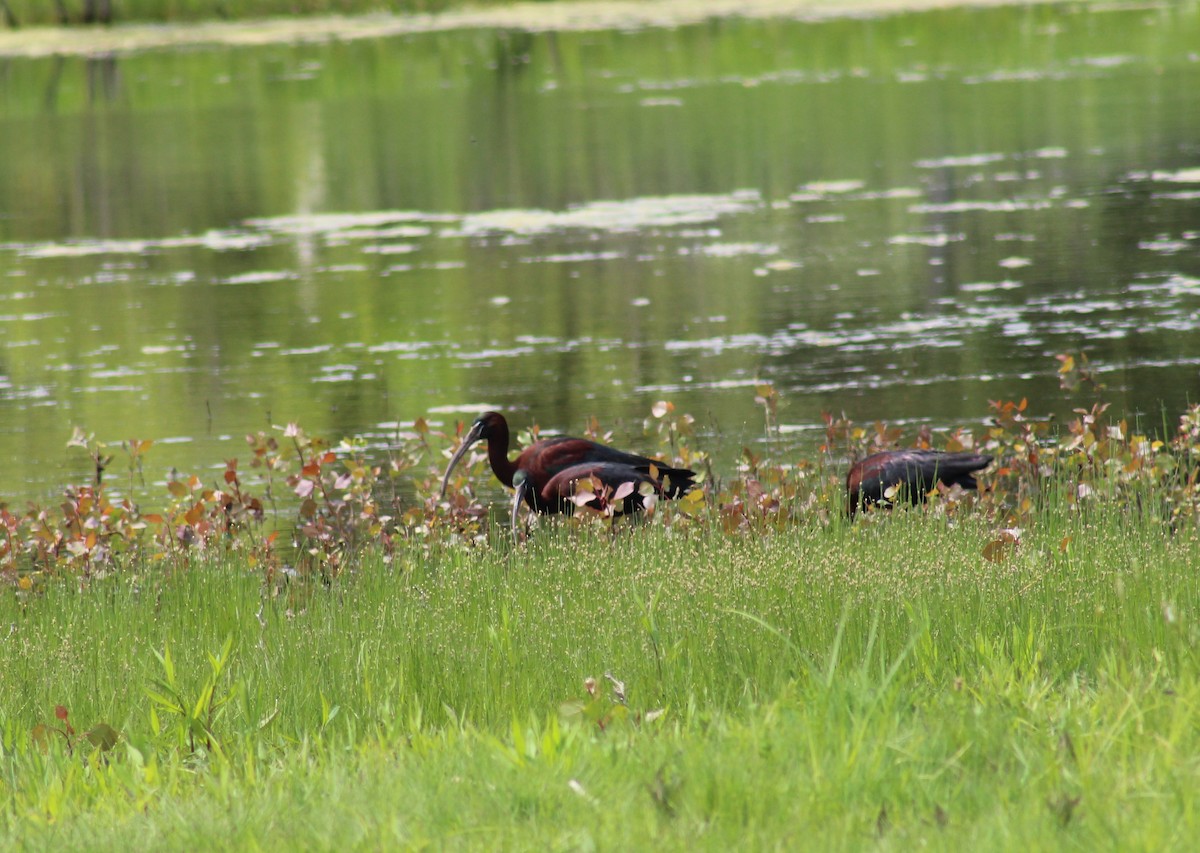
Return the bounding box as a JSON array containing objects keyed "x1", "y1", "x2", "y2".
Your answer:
[{"x1": 2, "y1": 485, "x2": 1198, "y2": 848}]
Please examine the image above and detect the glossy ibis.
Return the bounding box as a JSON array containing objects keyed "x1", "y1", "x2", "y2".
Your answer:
[
  {"x1": 847, "y1": 449, "x2": 992, "y2": 515},
  {"x1": 510, "y1": 461, "x2": 664, "y2": 540},
  {"x1": 439, "y1": 411, "x2": 696, "y2": 514}
]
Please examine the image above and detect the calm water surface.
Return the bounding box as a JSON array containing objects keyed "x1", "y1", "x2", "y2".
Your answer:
[{"x1": 1, "y1": 2, "x2": 1199, "y2": 502}]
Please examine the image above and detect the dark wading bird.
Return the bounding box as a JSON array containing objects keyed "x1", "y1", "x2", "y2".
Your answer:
[
  {"x1": 439, "y1": 410, "x2": 696, "y2": 517},
  {"x1": 510, "y1": 461, "x2": 664, "y2": 541},
  {"x1": 847, "y1": 449, "x2": 992, "y2": 515}
]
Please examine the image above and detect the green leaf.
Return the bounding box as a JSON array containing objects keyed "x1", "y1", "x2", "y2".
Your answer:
[
  {"x1": 510, "y1": 717, "x2": 527, "y2": 762},
  {"x1": 152, "y1": 644, "x2": 176, "y2": 686},
  {"x1": 145, "y1": 689, "x2": 184, "y2": 714},
  {"x1": 85, "y1": 723, "x2": 120, "y2": 752},
  {"x1": 558, "y1": 699, "x2": 587, "y2": 721},
  {"x1": 257, "y1": 703, "x2": 281, "y2": 731},
  {"x1": 320, "y1": 692, "x2": 340, "y2": 728},
  {"x1": 192, "y1": 684, "x2": 216, "y2": 720},
  {"x1": 125, "y1": 742, "x2": 145, "y2": 767},
  {"x1": 208, "y1": 635, "x2": 234, "y2": 677}
]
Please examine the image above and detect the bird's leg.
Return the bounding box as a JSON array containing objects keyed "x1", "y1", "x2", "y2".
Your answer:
[{"x1": 510, "y1": 476, "x2": 530, "y2": 544}]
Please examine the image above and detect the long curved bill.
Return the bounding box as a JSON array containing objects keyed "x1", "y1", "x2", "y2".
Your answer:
[
  {"x1": 439, "y1": 421, "x2": 485, "y2": 500},
  {"x1": 510, "y1": 475, "x2": 530, "y2": 544}
]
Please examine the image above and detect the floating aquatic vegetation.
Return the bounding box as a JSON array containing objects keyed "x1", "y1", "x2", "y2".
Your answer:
[{"x1": 455, "y1": 192, "x2": 763, "y2": 237}]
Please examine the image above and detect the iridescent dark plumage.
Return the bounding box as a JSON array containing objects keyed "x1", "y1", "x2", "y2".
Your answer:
[
  {"x1": 511, "y1": 461, "x2": 666, "y2": 540},
  {"x1": 439, "y1": 411, "x2": 695, "y2": 514},
  {"x1": 847, "y1": 449, "x2": 992, "y2": 515}
]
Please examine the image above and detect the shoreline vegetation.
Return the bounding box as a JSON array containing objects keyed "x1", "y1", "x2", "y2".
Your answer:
[
  {"x1": 0, "y1": 0, "x2": 1062, "y2": 57},
  {"x1": 3, "y1": 353, "x2": 1198, "y2": 582},
  {"x1": 2, "y1": 360, "x2": 1200, "y2": 845}
]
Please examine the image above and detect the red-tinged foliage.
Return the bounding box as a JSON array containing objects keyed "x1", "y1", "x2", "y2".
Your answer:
[
  {"x1": 1057, "y1": 351, "x2": 1105, "y2": 395},
  {"x1": 1, "y1": 353, "x2": 1198, "y2": 592},
  {"x1": 31, "y1": 704, "x2": 119, "y2": 757},
  {"x1": 0, "y1": 420, "x2": 436, "y2": 588}
]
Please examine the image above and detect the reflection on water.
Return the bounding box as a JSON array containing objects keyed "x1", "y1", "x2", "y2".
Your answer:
[{"x1": 0, "y1": 3, "x2": 1199, "y2": 503}]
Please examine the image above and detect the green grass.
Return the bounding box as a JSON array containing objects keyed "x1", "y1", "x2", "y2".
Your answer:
[{"x1": 2, "y1": 495, "x2": 1199, "y2": 848}]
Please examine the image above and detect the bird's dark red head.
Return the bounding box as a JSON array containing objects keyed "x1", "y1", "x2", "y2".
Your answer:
[
  {"x1": 471, "y1": 412, "x2": 505, "y2": 440},
  {"x1": 439, "y1": 411, "x2": 513, "y2": 499}
]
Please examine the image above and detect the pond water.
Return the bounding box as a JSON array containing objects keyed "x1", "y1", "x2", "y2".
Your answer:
[{"x1": 1, "y1": 2, "x2": 1199, "y2": 504}]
